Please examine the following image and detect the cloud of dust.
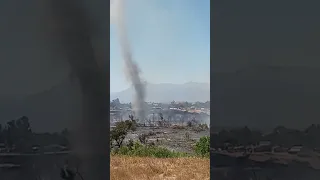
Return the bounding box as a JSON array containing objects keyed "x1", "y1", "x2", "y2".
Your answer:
[
  {"x1": 204, "y1": 116, "x2": 210, "y2": 127},
  {"x1": 110, "y1": 0, "x2": 146, "y2": 123}
]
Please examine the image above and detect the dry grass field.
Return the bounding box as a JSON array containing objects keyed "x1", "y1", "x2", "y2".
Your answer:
[{"x1": 110, "y1": 155, "x2": 210, "y2": 180}]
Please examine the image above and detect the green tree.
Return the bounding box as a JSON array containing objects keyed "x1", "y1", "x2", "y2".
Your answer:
[
  {"x1": 194, "y1": 136, "x2": 210, "y2": 157},
  {"x1": 111, "y1": 120, "x2": 136, "y2": 148}
]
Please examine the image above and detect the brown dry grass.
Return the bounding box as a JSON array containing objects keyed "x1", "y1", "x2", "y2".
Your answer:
[{"x1": 110, "y1": 155, "x2": 210, "y2": 180}]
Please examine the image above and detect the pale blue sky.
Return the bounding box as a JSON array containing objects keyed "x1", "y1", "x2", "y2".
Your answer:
[{"x1": 110, "y1": 0, "x2": 210, "y2": 92}]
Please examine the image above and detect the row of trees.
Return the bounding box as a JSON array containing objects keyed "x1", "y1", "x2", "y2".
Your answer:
[
  {"x1": 111, "y1": 98, "x2": 210, "y2": 110},
  {"x1": 170, "y1": 101, "x2": 210, "y2": 109},
  {"x1": 0, "y1": 116, "x2": 69, "y2": 152},
  {"x1": 212, "y1": 125, "x2": 320, "y2": 148}
]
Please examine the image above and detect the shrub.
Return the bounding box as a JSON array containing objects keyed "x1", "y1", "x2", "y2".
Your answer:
[
  {"x1": 138, "y1": 134, "x2": 148, "y2": 144},
  {"x1": 124, "y1": 120, "x2": 137, "y2": 131},
  {"x1": 185, "y1": 132, "x2": 190, "y2": 140},
  {"x1": 114, "y1": 141, "x2": 189, "y2": 158},
  {"x1": 111, "y1": 120, "x2": 136, "y2": 148},
  {"x1": 194, "y1": 136, "x2": 210, "y2": 157},
  {"x1": 147, "y1": 131, "x2": 156, "y2": 136},
  {"x1": 172, "y1": 125, "x2": 185, "y2": 129},
  {"x1": 187, "y1": 121, "x2": 193, "y2": 127},
  {"x1": 127, "y1": 139, "x2": 134, "y2": 150},
  {"x1": 199, "y1": 124, "x2": 209, "y2": 130}
]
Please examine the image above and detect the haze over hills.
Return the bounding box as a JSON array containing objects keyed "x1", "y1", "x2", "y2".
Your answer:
[
  {"x1": 110, "y1": 82, "x2": 210, "y2": 103},
  {"x1": 212, "y1": 65, "x2": 320, "y2": 130},
  {"x1": 0, "y1": 81, "x2": 210, "y2": 132}
]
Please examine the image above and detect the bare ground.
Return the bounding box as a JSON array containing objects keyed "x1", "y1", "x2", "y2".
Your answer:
[{"x1": 125, "y1": 126, "x2": 209, "y2": 153}]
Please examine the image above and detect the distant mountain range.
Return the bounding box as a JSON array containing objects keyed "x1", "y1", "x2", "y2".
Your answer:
[
  {"x1": 110, "y1": 82, "x2": 210, "y2": 103},
  {"x1": 0, "y1": 81, "x2": 210, "y2": 132}
]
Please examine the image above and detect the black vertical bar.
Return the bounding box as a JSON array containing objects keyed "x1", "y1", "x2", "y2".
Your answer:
[{"x1": 49, "y1": 0, "x2": 110, "y2": 179}]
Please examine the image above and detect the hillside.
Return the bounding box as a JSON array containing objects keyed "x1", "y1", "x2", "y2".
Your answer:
[
  {"x1": 211, "y1": 65, "x2": 320, "y2": 129},
  {"x1": 110, "y1": 82, "x2": 210, "y2": 103}
]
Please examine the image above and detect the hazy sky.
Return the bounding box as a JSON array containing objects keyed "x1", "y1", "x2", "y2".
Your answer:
[{"x1": 110, "y1": 0, "x2": 210, "y2": 92}]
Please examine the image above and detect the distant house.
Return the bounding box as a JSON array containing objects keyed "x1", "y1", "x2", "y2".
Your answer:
[{"x1": 288, "y1": 145, "x2": 303, "y2": 154}]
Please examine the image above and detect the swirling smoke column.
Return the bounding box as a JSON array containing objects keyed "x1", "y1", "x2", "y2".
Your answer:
[{"x1": 111, "y1": 0, "x2": 146, "y2": 123}]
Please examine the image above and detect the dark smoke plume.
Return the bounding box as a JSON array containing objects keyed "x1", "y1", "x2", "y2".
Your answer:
[{"x1": 111, "y1": 0, "x2": 146, "y2": 123}]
